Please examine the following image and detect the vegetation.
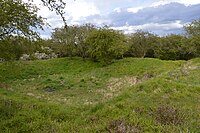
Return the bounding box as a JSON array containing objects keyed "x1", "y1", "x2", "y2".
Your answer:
[
  {"x1": 50, "y1": 24, "x2": 96, "y2": 58},
  {"x1": 86, "y1": 28, "x2": 127, "y2": 65},
  {"x1": 2, "y1": 18, "x2": 200, "y2": 62},
  {"x1": 0, "y1": 0, "x2": 67, "y2": 39},
  {"x1": 0, "y1": 57, "x2": 199, "y2": 132},
  {"x1": 125, "y1": 30, "x2": 158, "y2": 58},
  {"x1": 0, "y1": 0, "x2": 45, "y2": 39},
  {"x1": 154, "y1": 35, "x2": 187, "y2": 60},
  {"x1": 0, "y1": 1, "x2": 200, "y2": 132},
  {"x1": 1, "y1": 1, "x2": 199, "y2": 62},
  {"x1": 184, "y1": 19, "x2": 200, "y2": 37}
]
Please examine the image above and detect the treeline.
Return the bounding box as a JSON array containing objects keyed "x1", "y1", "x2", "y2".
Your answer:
[{"x1": 0, "y1": 20, "x2": 200, "y2": 65}]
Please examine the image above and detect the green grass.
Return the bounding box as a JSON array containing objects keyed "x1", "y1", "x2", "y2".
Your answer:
[{"x1": 0, "y1": 57, "x2": 199, "y2": 132}]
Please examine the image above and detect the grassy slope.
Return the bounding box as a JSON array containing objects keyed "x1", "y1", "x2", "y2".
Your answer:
[{"x1": 0, "y1": 57, "x2": 199, "y2": 132}]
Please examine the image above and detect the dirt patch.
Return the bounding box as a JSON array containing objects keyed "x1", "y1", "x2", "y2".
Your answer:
[
  {"x1": 108, "y1": 76, "x2": 138, "y2": 92},
  {"x1": 141, "y1": 73, "x2": 154, "y2": 81},
  {"x1": 183, "y1": 61, "x2": 199, "y2": 70},
  {"x1": 102, "y1": 76, "x2": 138, "y2": 99},
  {"x1": 169, "y1": 62, "x2": 200, "y2": 79},
  {"x1": 106, "y1": 119, "x2": 142, "y2": 133},
  {"x1": 152, "y1": 105, "x2": 186, "y2": 125},
  {"x1": 44, "y1": 86, "x2": 56, "y2": 92},
  {"x1": 103, "y1": 73, "x2": 154, "y2": 99},
  {"x1": 181, "y1": 62, "x2": 200, "y2": 75}
]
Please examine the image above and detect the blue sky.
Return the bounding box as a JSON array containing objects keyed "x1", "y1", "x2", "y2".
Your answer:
[{"x1": 34, "y1": 0, "x2": 200, "y2": 38}]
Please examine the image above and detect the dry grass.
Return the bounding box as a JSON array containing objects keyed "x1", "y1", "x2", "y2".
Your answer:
[
  {"x1": 104, "y1": 76, "x2": 138, "y2": 99},
  {"x1": 104, "y1": 73, "x2": 154, "y2": 99},
  {"x1": 153, "y1": 105, "x2": 187, "y2": 126},
  {"x1": 106, "y1": 119, "x2": 142, "y2": 133}
]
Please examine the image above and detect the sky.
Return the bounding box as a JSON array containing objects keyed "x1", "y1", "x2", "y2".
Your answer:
[{"x1": 32, "y1": 0, "x2": 200, "y2": 38}]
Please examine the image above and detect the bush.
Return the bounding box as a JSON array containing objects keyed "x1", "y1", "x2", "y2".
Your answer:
[
  {"x1": 0, "y1": 37, "x2": 23, "y2": 61},
  {"x1": 125, "y1": 30, "x2": 158, "y2": 58},
  {"x1": 154, "y1": 35, "x2": 185, "y2": 60},
  {"x1": 86, "y1": 28, "x2": 128, "y2": 65}
]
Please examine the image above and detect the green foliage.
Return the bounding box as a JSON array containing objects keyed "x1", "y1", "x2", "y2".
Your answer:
[
  {"x1": 74, "y1": 24, "x2": 96, "y2": 59},
  {"x1": 0, "y1": 0, "x2": 45, "y2": 39},
  {"x1": 184, "y1": 19, "x2": 200, "y2": 37},
  {"x1": 179, "y1": 37, "x2": 198, "y2": 60},
  {"x1": 153, "y1": 34, "x2": 197, "y2": 60},
  {"x1": 126, "y1": 30, "x2": 158, "y2": 58},
  {"x1": 86, "y1": 28, "x2": 128, "y2": 65},
  {"x1": 0, "y1": 37, "x2": 22, "y2": 61},
  {"x1": 0, "y1": 36, "x2": 44, "y2": 61},
  {"x1": 51, "y1": 27, "x2": 77, "y2": 57},
  {"x1": 154, "y1": 34, "x2": 184, "y2": 60},
  {"x1": 1, "y1": 18, "x2": 200, "y2": 62},
  {"x1": 51, "y1": 24, "x2": 96, "y2": 58},
  {"x1": 189, "y1": 35, "x2": 200, "y2": 57},
  {"x1": 183, "y1": 19, "x2": 200, "y2": 58}
]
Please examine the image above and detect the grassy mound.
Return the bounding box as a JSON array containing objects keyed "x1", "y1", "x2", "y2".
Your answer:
[{"x1": 0, "y1": 57, "x2": 199, "y2": 132}]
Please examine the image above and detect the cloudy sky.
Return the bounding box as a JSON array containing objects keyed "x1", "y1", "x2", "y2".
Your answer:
[{"x1": 33, "y1": 0, "x2": 200, "y2": 38}]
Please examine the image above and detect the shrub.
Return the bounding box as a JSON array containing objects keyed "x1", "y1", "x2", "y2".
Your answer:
[
  {"x1": 86, "y1": 28, "x2": 127, "y2": 65},
  {"x1": 0, "y1": 37, "x2": 23, "y2": 61}
]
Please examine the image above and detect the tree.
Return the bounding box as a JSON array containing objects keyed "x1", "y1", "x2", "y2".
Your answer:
[
  {"x1": 0, "y1": 0, "x2": 69, "y2": 40},
  {"x1": 0, "y1": 36, "x2": 24, "y2": 60},
  {"x1": 184, "y1": 19, "x2": 200, "y2": 37},
  {"x1": 179, "y1": 37, "x2": 197, "y2": 60},
  {"x1": 184, "y1": 19, "x2": 200, "y2": 57},
  {"x1": 50, "y1": 24, "x2": 96, "y2": 58},
  {"x1": 85, "y1": 28, "x2": 127, "y2": 65},
  {"x1": 51, "y1": 26, "x2": 77, "y2": 57},
  {"x1": 154, "y1": 34, "x2": 186, "y2": 60},
  {"x1": 0, "y1": 0, "x2": 45, "y2": 39},
  {"x1": 126, "y1": 30, "x2": 158, "y2": 58},
  {"x1": 73, "y1": 24, "x2": 96, "y2": 59},
  {"x1": 0, "y1": 0, "x2": 69, "y2": 61}
]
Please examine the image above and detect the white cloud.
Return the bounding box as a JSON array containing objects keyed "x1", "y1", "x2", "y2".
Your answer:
[
  {"x1": 178, "y1": 0, "x2": 200, "y2": 5},
  {"x1": 111, "y1": 21, "x2": 184, "y2": 34},
  {"x1": 152, "y1": 0, "x2": 200, "y2": 7},
  {"x1": 127, "y1": 6, "x2": 144, "y2": 13},
  {"x1": 26, "y1": 0, "x2": 100, "y2": 28},
  {"x1": 126, "y1": 0, "x2": 200, "y2": 13},
  {"x1": 64, "y1": 0, "x2": 100, "y2": 22},
  {"x1": 113, "y1": 8, "x2": 121, "y2": 13},
  {"x1": 29, "y1": 0, "x2": 200, "y2": 28},
  {"x1": 151, "y1": 0, "x2": 174, "y2": 7},
  {"x1": 22, "y1": 0, "x2": 200, "y2": 37}
]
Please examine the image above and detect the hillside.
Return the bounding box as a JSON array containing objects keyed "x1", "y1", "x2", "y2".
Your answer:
[{"x1": 0, "y1": 57, "x2": 199, "y2": 132}]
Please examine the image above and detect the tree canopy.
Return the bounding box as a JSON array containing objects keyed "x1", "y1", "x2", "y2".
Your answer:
[
  {"x1": 126, "y1": 30, "x2": 158, "y2": 58},
  {"x1": 86, "y1": 27, "x2": 127, "y2": 65},
  {"x1": 0, "y1": 0, "x2": 45, "y2": 39},
  {"x1": 1, "y1": 1, "x2": 200, "y2": 64},
  {"x1": 0, "y1": 0, "x2": 67, "y2": 39},
  {"x1": 184, "y1": 19, "x2": 200, "y2": 37}
]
